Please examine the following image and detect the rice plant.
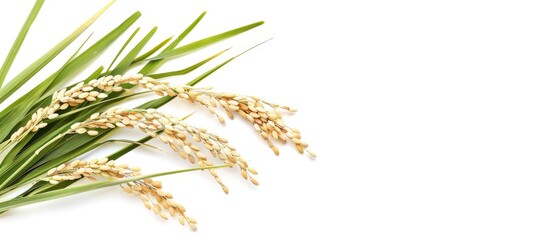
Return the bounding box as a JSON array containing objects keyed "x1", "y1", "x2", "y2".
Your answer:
[{"x1": 0, "y1": 0, "x2": 313, "y2": 231}]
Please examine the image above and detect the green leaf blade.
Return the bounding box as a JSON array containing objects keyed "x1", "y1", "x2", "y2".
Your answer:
[
  {"x1": 139, "y1": 11, "x2": 206, "y2": 75},
  {"x1": 106, "y1": 27, "x2": 140, "y2": 73},
  {"x1": 0, "y1": 0, "x2": 44, "y2": 87},
  {"x1": 146, "y1": 21, "x2": 264, "y2": 61},
  {"x1": 0, "y1": 0, "x2": 115, "y2": 104},
  {"x1": 0, "y1": 165, "x2": 229, "y2": 212},
  {"x1": 149, "y1": 48, "x2": 229, "y2": 79},
  {"x1": 132, "y1": 36, "x2": 173, "y2": 63},
  {"x1": 111, "y1": 26, "x2": 158, "y2": 75}
]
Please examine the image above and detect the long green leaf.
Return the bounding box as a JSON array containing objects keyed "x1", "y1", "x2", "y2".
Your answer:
[
  {"x1": 106, "y1": 135, "x2": 155, "y2": 160},
  {"x1": 0, "y1": 0, "x2": 115, "y2": 104},
  {"x1": 188, "y1": 39, "x2": 270, "y2": 86},
  {"x1": 149, "y1": 48, "x2": 229, "y2": 79},
  {"x1": 132, "y1": 36, "x2": 172, "y2": 63},
  {"x1": 0, "y1": 0, "x2": 44, "y2": 87},
  {"x1": 8, "y1": 12, "x2": 140, "y2": 107},
  {"x1": 106, "y1": 27, "x2": 140, "y2": 73},
  {"x1": 139, "y1": 11, "x2": 206, "y2": 75},
  {"x1": 0, "y1": 165, "x2": 229, "y2": 212},
  {"x1": 146, "y1": 21, "x2": 264, "y2": 61},
  {"x1": 111, "y1": 27, "x2": 157, "y2": 75}
]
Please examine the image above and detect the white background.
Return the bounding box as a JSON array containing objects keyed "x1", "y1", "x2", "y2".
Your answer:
[{"x1": 1, "y1": 0, "x2": 549, "y2": 239}]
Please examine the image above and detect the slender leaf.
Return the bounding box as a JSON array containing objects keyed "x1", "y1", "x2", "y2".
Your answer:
[
  {"x1": 149, "y1": 48, "x2": 229, "y2": 79},
  {"x1": 106, "y1": 27, "x2": 140, "y2": 73},
  {"x1": 107, "y1": 135, "x2": 156, "y2": 160},
  {"x1": 139, "y1": 11, "x2": 206, "y2": 75},
  {"x1": 188, "y1": 39, "x2": 270, "y2": 86},
  {"x1": 132, "y1": 36, "x2": 172, "y2": 63},
  {"x1": 146, "y1": 21, "x2": 264, "y2": 61},
  {"x1": 44, "y1": 12, "x2": 142, "y2": 93},
  {"x1": 0, "y1": 165, "x2": 230, "y2": 212},
  {"x1": 0, "y1": 0, "x2": 115, "y2": 104},
  {"x1": 111, "y1": 27, "x2": 157, "y2": 75},
  {"x1": 103, "y1": 139, "x2": 164, "y2": 152},
  {"x1": 0, "y1": 0, "x2": 44, "y2": 87},
  {"x1": 4, "y1": 11, "x2": 140, "y2": 117}
]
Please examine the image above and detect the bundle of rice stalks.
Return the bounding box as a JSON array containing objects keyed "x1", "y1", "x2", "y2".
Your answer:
[{"x1": 0, "y1": 0, "x2": 313, "y2": 233}]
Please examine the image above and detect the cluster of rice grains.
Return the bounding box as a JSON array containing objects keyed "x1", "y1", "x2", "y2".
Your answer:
[
  {"x1": 137, "y1": 76, "x2": 316, "y2": 158},
  {"x1": 10, "y1": 75, "x2": 141, "y2": 142},
  {"x1": 68, "y1": 107, "x2": 257, "y2": 192},
  {"x1": 10, "y1": 74, "x2": 166, "y2": 143},
  {"x1": 45, "y1": 158, "x2": 197, "y2": 229},
  {"x1": 40, "y1": 74, "x2": 314, "y2": 229},
  {"x1": 14, "y1": 74, "x2": 314, "y2": 157},
  {"x1": 139, "y1": 77, "x2": 316, "y2": 158}
]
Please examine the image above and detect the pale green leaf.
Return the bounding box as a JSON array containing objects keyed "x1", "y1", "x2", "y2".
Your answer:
[{"x1": 149, "y1": 48, "x2": 229, "y2": 79}]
